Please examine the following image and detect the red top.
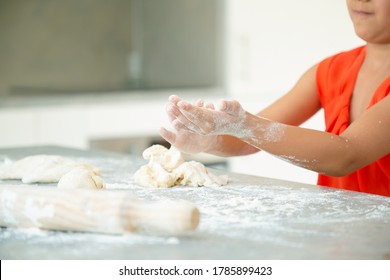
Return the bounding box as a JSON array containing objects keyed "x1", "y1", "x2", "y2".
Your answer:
[{"x1": 316, "y1": 46, "x2": 390, "y2": 196}]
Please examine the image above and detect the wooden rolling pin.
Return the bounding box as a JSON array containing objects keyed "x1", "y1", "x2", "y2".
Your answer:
[{"x1": 0, "y1": 185, "x2": 200, "y2": 234}]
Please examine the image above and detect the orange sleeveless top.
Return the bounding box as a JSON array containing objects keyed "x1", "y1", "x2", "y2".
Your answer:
[{"x1": 316, "y1": 46, "x2": 390, "y2": 196}]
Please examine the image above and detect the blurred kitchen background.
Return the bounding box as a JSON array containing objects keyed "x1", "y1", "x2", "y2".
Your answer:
[{"x1": 0, "y1": 0, "x2": 362, "y2": 184}]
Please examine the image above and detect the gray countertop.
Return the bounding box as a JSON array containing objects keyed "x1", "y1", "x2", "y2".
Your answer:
[{"x1": 0, "y1": 146, "x2": 389, "y2": 260}]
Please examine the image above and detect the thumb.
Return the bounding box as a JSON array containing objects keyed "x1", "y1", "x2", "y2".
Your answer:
[
  {"x1": 159, "y1": 127, "x2": 176, "y2": 146},
  {"x1": 219, "y1": 100, "x2": 241, "y2": 113}
]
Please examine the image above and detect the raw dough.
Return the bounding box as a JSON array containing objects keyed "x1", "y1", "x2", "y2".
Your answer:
[
  {"x1": 173, "y1": 161, "x2": 228, "y2": 187},
  {"x1": 57, "y1": 166, "x2": 105, "y2": 189},
  {"x1": 142, "y1": 144, "x2": 183, "y2": 171},
  {"x1": 134, "y1": 162, "x2": 178, "y2": 188},
  {"x1": 0, "y1": 155, "x2": 105, "y2": 189},
  {"x1": 0, "y1": 155, "x2": 77, "y2": 183},
  {"x1": 134, "y1": 145, "x2": 228, "y2": 188}
]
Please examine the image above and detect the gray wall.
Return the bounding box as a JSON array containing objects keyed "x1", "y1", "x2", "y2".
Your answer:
[
  {"x1": 137, "y1": 0, "x2": 221, "y2": 89},
  {"x1": 0, "y1": 0, "x2": 133, "y2": 96},
  {"x1": 0, "y1": 0, "x2": 221, "y2": 96}
]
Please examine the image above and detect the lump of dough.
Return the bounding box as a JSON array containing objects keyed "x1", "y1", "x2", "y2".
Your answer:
[
  {"x1": 134, "y1": 145, "x2": 228, "y2": 188},
  {"x1": 0, "y1": 155, "x2": 103, "y2": 186},
  {"x1": 174, "y1": 161, "x2": 228, "y2": 187},
  {"x1": 0, "y1": 155, "x2": 78, "y2": 183},
  {"x1": 143, "y1": 144, "x2": 184, "y2": 171},
  {"x1": 57, "y1": 167, "x2": 105, "y2": 189},
  {"x1": 134, "y1": 161, "x2": 178, "y2": 188}
]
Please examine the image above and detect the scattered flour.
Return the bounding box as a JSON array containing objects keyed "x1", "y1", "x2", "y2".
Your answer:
[
  {"x1": 264, "y1": 122, "x2": 285, "y2": 142},
  {"x1": 23, "y1": 198, "x2": 55, "y2": 226},
  {"x1": 0, "y1": 190, "x2": 18, "y2": 225}
]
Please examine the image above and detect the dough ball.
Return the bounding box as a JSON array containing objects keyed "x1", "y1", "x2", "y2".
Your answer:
[
  {"x1": 0, "y1": 155, "x2": 105, "y2": 189},
  {"x1": 134, "y1": 145, "x2": 228, "y2": 188},
  {"x1": 0, "y1": 155, "x2": 78, "y2": 183},
  {"x1": 142, "y1": 145, "x2": 184, "y2": 171},
  {"x1": 57, "y1": 167, "x2": 105, "y2": 190},
  {"x1": 134, "y1": 161, "x2": 178, "y2": 188},
  {"x1": 174, "y1": 161, "x2": 229, "y2": 187}
]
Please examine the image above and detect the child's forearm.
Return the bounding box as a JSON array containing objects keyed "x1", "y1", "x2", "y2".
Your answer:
[
  {"x1": 241, "y1": 112, "x2": 354, "y2": 176},
  {"x1": 204, "y1": 134, "x2": 260, "y2": 157}
]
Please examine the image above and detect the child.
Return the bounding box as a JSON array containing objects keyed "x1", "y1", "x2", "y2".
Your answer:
[{"x1": 160, "y1": 0, "x2": 390, "y2": 196}]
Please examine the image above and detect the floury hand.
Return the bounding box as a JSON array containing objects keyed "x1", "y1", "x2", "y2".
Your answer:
[
  {"x1": 174, "y1": 98, "x2": 252, "y2": 137},
  {"x1": 159, "y1": 95, "x2": 220, "y2": 154}
]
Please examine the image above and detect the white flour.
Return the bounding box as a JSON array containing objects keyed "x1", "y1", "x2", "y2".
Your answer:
[
  {"x1": 263, "y1": 122, "x2": 285, "y2": 143},
  {"x1": 1, "y1": 155, "x2": 390, "y2": 259},
  {"x1": 1, "y1": 190, "x2": 18, "y2": 225},
  {"x1": 23, "y1": 198, "x2": 55, "y2": 226}
]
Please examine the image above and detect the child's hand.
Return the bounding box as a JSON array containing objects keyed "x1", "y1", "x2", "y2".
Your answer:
[
  {"x1": 174, "y1": 98, "x2": 250, "y2": 138},
  {"x1": 159, "y1": 95, "x2": 219, "y2": 154}
]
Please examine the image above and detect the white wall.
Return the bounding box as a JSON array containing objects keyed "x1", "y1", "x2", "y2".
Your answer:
[
  {"x1": 224, "y1": 0, "x2": 363, "y2": 98},
  {"x1": 224, "y1": 0, "x2": 363, "y2": 184}
]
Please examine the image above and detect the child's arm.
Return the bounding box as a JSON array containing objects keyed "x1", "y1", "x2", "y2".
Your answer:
[
  {"x1": 173, "y1": 90, "x2": 390, "y2": 176},
  {"x1": 160, "y1": 64, "x2": 321, "y2": 157}
]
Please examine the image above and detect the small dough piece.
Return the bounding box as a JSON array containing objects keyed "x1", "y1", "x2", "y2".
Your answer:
[
  {"x1": 0, "y1": 155, "x2": 79, "y2": 183},
  {"x1": 143, "y1": 145, "x2": 183, "y2": 171},
  {"x1": 133, "y1": 161, "x2": 178, "y2": 188},
  {"x1": 174, "y1": 161, "x2": 229, "y2": 187},
  {"x1": 134, "y1": 145, "x2": 228, "y2": 188},
  {"x1": 0, "y1": 155, "x2": 105, "y2": 189},
  {"x1": 58, "y1": 167, "x2": 105, "y2": 189}
]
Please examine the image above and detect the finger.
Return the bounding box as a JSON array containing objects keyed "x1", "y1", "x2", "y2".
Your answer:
[
  {"x1": 219, "y1": 99, "x2": 240, "y2": 113},
  {"x1": 166, "y1": 102, "x2": 181, "y2": 124},
  {"x1": 175, "y1": 111, "x2": 202, "y2": 134},
  {"x1": 172, "y1": 119, "x2": 188, "y2": 131},
  {"x1": 168, "y1": 95, "x2": 183, "y2": 106},
  {"x1": 177, "y1": 100, "x2": 192, "y2": 110},
  {"x1": 168, "y1": 101, "x2": 203, "y2": 133},
  {"x1": 159, "y1": 127, "x2": 176, "y2": 146},
  {"x1": 205, "y1": 102, "x2": 215, "y2": 110},
  {"x1": 177, "y1": 100, "x2": 205, "y2": 116},
  {"x1": 177, "y1": 106, "x2": 212, "y2": 135},
  {"x1": 219, "y1": 100, "x2": 228, "y2": 111},
  {"x1": 195, "y1": 99, "x2": 204, "y2": 107},
  {"x1": 166, "y1": 101, "x2": 198, "y2": 126},
  {"x1": 177, "y1": 102, "x2": 203, "y2": 121},
  {"x1": 177, "y1": 100, "x2": 219, "y2": 134}
]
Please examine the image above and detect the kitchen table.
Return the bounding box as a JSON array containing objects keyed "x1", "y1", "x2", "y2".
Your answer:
[{"x1": 0, "y1": 146, "x2": 389, "y2": 259}]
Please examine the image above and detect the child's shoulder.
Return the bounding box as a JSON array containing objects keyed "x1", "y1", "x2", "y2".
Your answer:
[
  {"x1": 317, "y1": 46, "x2": 366, "y2": 80},
  {"x1": 321, "y1": 46, "x2": 365, "y2": 67}
]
